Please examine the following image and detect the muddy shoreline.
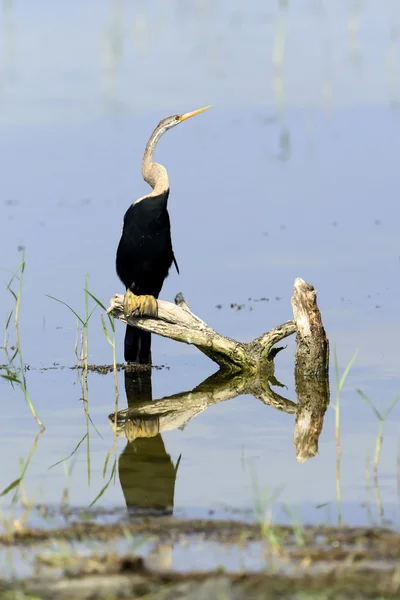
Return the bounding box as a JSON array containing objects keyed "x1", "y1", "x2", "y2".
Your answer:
[
  {"x1": 0, "y1": 518, "x2": 399, "y2": 599},
  {"x1": 2, "y1": 565, "x2": 398, "y2": 599},
  {"x1": 1, "y1": 516, "x2": 399, "y2": 551}
]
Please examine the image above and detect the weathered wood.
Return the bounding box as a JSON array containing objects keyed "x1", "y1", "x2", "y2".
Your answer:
[
  {"x1": 109, "y1": 370, "x2": 297, "y2": 441},
  {"x1": 108, "y1": 281, "x2": 331, "y2": 462},
  {"x1": 110, "y1": 367, "x2": 329, "y2": 465},
  {"x1": 251, "y1": 321, "x2": 296, "y2": 362},
  {"x1": 291, "y1": 278, "x2": 329, "y2": 380},
  {"x1": 108, "y1": 277, "x2": 328, "y2": 378},
  {"x1": 108, "y1": 278, "x2": 331, "y2": 464},
  {"x1": 291, "y1": 277, "x2": 330, "y2": 462},
  {"x1": 108, "y1": 293, "x2": 294, "y2": 373},
  {"x1": 293, "y1": 378, "x2": 330, "y2": 463}
]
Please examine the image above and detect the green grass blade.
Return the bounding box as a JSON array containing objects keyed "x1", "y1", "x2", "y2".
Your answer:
[
  {"x1": 12, "y1": 429, "x2": 44, "y2": 503},
  {"x1": 19, "y1": 385, "x2": 43, "y2": 429},
  {"x1": 316, "y1": 501, "x2": 331, "y2": 509},
  {"x1": 338, "y1": 349, "x2": 358, "y2": 391},
  {"x1": 268, "y1": 483, "x2": 285, "y2": 505},
  {"x1": 89, "y1": 459, "x2": 116, "y2": 507},
  {"x1": 8, "y1": 288, "x2": 17, "y2": 303},
  {"x1": 5, "y1": 266, "x2": 21, "y2": 290},
  {"x1": 86, "y1": 290, "x2": 115, "y2": 331},
  {"x1": 85, "y1": 290, "x2": 108, "y2": 312},
  {"x1": 281, "y1": 504, "x2": 305, "y2": 547},
  {"x1": 1, "y1": 373, "x2": 21, "y2": 383},
  {"x1": 102, "y1": 446, "x2": 113, "y2": 478},
  {"x1": 333, "y1": 346, "x2": 339, "y2": 390},
  {"x1": 357, "y1": 389, "x2": 382, "y2": 420},
  {"x1": 382, "y1": 394, "x2": 400, "y2": 420},
  {"x1": 45, "y1": 295, "x2": 85, "y2": 326},
  {"x1": 85, "y1": 273, "x2": 89, "y2": 322},
  {"x1": 101, "y1": 315, "x2": 113, "y2": 346},
  {"x1": 5, "y1": 310, "x2": 13, "y2": 330},
  {"x1": 9, "y1": 347, "x2": 19, "y2": 362},
  {"x1": 86, "y1": 424, "x2": 91, "y2": 487},
  {"x1": 0, "y1": 478, "x2": 21, "y2": 496},
  {"x1": 83, "y1": 305, "x2": 97, "y2": 328},
  {"x1": 48, "y1": 433, "x2": 88, "y2": 470},
  {"x1": 87, "y1": 412, "x2": 104, "y2": 440}
]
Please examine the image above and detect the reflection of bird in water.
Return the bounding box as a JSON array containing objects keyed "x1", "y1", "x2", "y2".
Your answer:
[
  {"x1": 118, "y1": 370, "x2": 180, "y2": 515},
  {"x1": 116, "y1": 105, "x2": 211, "y2": 364}
]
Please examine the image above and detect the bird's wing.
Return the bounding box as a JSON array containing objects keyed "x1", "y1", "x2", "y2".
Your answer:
[{"x1": 173, "y1": 254, "x2": 180, "y2": 274}]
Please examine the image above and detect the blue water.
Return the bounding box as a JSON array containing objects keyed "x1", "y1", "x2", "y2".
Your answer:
[{"x1": 0, "y1": 1, "x2": 399, "y2": 531}]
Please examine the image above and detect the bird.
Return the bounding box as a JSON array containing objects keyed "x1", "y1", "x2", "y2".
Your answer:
[{"x1": 116, "y1": 105, "x2": 211, "y2": 364}]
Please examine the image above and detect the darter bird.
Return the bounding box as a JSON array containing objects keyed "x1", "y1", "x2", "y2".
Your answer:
[{"x1": 116, "y1": 105, "x2": 211, "y2": 364}]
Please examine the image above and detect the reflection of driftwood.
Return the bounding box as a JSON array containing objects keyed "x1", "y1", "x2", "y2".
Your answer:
[
  {"x1": 110, "y1": 365, "x2": 329, "y2": 465},
  {"x1": 110, "y1": 369, "x2": 329, "y2": 465},
  {"x1": 291, "y1": 278, "x2": 330, "y2": 463},
  {"x1": 108, "y1": 292, "x2": 295, "y2": 372},
  {"x1": 109, "y1": 370, "x2": 297, "y2": 441},
  {"x1": 293, "y1": 378, "x2": 330, "y2": 463},
  {"x1": 109, "y1": 277, "x2": 331, "y2": 463}
]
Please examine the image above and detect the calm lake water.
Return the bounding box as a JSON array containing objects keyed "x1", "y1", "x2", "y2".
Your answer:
[{"x1": 0, "y1": 1, "x2": 400, "y2": 530}]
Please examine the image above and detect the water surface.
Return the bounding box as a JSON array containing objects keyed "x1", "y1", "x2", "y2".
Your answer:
[{"x1": 0, "y1": 1, "x2": 399, "y2": 532}]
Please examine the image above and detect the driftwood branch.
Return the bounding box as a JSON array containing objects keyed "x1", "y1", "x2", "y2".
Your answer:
[
  {"x1": 108, "y1": 277, "x2": 329, "y2": 383},
  {"x1": 108, "y1": 293, "x2": 295, "y2": 372},
  {"x1": 108, "y1": 277, "x2": 330, "y2": 465}
]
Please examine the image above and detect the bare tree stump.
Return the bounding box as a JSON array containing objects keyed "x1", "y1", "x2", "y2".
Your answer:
[
  {"x1": 291, "y1": 278, "x2": 329, "y2": 380},
  {"x1": 291, "y1": 278, "x2": 330, "y2": 462}
]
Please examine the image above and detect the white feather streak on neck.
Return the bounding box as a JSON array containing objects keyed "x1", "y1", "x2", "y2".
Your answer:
[
  {"x1": 133, "y1": 124, "x2": 170, "y2": 205},
  {"x1": 133, "y1": 164, "x2": 169, "y2": 205}
]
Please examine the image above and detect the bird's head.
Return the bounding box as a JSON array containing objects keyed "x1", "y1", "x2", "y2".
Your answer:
[
  {"x1": 141, "y1": 104, "x2": 211, "y2": 190},
  {"x1": 157, "y1": 105, "x2": 211, "y2": 133}
]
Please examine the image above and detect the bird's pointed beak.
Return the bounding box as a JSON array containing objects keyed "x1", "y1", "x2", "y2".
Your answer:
[{"x1": 179, "y1": 105, "x2": 211, "y2": 122}]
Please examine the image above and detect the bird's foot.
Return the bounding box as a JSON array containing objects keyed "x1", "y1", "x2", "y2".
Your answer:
[
  {"x1": 125, "y1": 417, "x2": 160, "y2": 442},
  {"x1": 123, "y1": 290, "x2": 158, "y2": 318}
]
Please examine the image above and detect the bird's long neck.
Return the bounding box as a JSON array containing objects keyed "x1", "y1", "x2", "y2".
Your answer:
[{"x1": 141, "y1": 126, "x2": 169, "y2": 197}]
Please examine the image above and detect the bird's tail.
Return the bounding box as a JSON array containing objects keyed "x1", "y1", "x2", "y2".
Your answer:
[{"x1": 124, "y1": 325, "x2": 152, "y2": 364}]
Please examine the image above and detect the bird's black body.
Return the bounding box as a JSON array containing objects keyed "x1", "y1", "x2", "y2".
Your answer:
[
  {"x1": 116, "y1": 190, "x2": 178, "y2": 364},
  {"x1": 115, "y1": 105, "x2": 210, "y2": 365}
]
